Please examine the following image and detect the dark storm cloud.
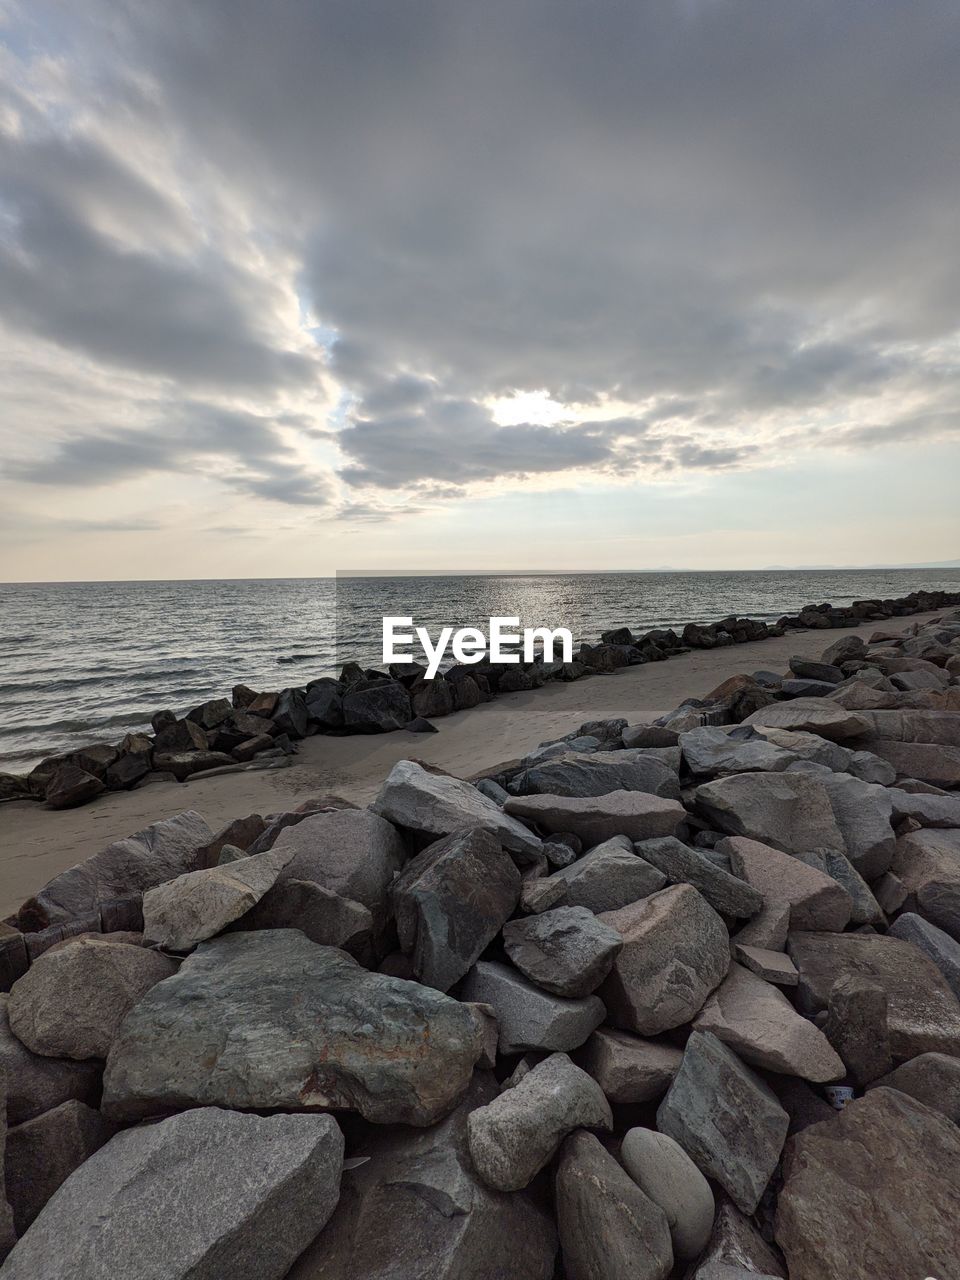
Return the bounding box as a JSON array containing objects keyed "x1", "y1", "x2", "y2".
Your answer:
[{"x1": 4, "y1": 0, "x2": 960, "y2": 504}]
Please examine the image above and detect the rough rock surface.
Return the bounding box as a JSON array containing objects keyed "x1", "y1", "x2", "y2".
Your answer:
[
  {"x1": 721, "y1": 836, "x2": 852, "y2": 931},
  {"x1": 241, "y1": 879, "x2": 373, "y2": 957},
  {"x1": 504, "y1": 790, "x2": 685, "y2": 846},
  {"x1": 599, "y1": 885, "x2": 730, "y2": 1035},
  {"x1": 466, "y1": 1053, "x2": 612, "y2": 1190},
  {"x1": 576, "y1": 1029, "x2": 683, "y2": 1104},
  {"x1": 141, "y1": 843, "x2": 296, "y2": 950},
  {"x1": 555, "y1": 1131, "x2": 673, "y2": 1280},
  {"x1": 867, "y1": 1052, "x2": 960, "y2": 1123},
  {"x1": 621, "y1": 1127, "x2": 715, "y2": 1260},
  {"x1": 4, "y1": 1099, "x2": 114, "y2": 1234},
  {"x1": 502, "y1": 906, "x2": 622, "y2": 997},
  {"x1": 510, "y1": 749, "x2": 680, "y2": 799},
  {"x1": 657, "y1": 1031, "x2": 789, "y2": 1214},
  {"x1": 0, "y1": 1107, "x2": 344, "y2": 1280},
  {"x1": 775, "y1": 1088, "x2": 960, "y2": 1280},
  {"x1": 392, "y1": 828, "x2": 520, "y2": 991},
  {"x1": 680, "y1": 725, "x2": 796, "y2": 777},
  {"x1": 743, "y1": 698, "x2": 870, "y2": 741},
  {"x1": 288, "y1": 1074, "x2": 558, "y2": 1280},
  {"x1": 792, "y1": 847, "x2": 881, "y2": 925},
  {"x1": 889, "y1": 911, "x2": 960, "y2": 999},
  {"x1": 8, "y1": 936, "x2": 177, "y2": 1060},
  {"x1": 460, "y1": 960, "x2": 605, "y2": 1054},
  {"x1": 103, "y1": 931, "x2": 482, "y2": 1126},
  {"x1": 372, "y1": 760, "x2": 543, "y2": 859},
  {"x1": 0, "y1": 997, "x2": 101, "y2": 1124},
  {"x1": 634, "y1": 836, "x2": 763, "y2": 918},
  {"x1": 823, "y1": 973, "x2": 892, "y2": 1085},
  {"x1": 545, "y1": 836, "x2": 667, "y2": 912},
  {"x1": 696, "y1": 772, "x2": 846, "y2": 858},
  {"x1": 694, "y1": 962, "x2": 844, "y2": 1082}
]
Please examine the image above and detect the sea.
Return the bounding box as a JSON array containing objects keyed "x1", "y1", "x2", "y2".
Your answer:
[{"x1": 1, "y1": 568, "x2": 958, "y2": 775}]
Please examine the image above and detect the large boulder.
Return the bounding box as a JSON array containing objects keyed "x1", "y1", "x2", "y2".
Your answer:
[
  {"x1": 466, "y1": 1053, "x2": 612, "y2": 1191},
  {"x1": 690, "y1": 1196, "x2": 786, "y2": 1278},
  {"x1": 889, "y1": 912, "x2": 960, "y2": 999},
  {"x1": 555, "y1": 1131, "x2": 673, "y2": 1280},
  {"x1": 598, "y1": 885, "x2": 730, "y2": 1035},
  {"x1": 721, "y1": 836, "x2": 852, "y2": 931},
  {"x1": 792, "y1": 846, "x2": 881, "y2": 925},
  {"x1": 287, "y1": 1074, "x2": 557, "y2": 1280},
  {"x1": 240, "y1": 880, "x2": 373, "y2": 958},
  {"x1": 341, "y1": 680, "x2": 412, "y2": 733},
  {"x1": 0, "y1": 1107, "x2": 344, "y2": 1280},
  {"x1": 504, "y1": 790, "x2": 685, "y2": 846},
  {"x1": 693, "y1": 962, "x2": 844, "y2": 1082},
  {"x1": 0, "y1": 997, "x2": 101, "y2": 1124},
  {"x1": 892, "y1": 827, "x2": 960, "y2": 940},
  {"x1": 788, "y1": 930, "x2": 960, "y2": 1059},
  {"x1": 867, "y1": 1052, "x2": 960, "y2": 1123},
  {"x1": 576, "y1": 1029, "x2": 682, "y2": 1104},
  {"x1": 634, "y1": 836, "x2": 763, "y2": 918},
  {"x1": 509, "y1": 750, "x2": 680, "y2": 799},
  {"x1": 657, "y1": 1031, "x2": 788, "y2": 1214},
  {"x1": 8, "y1": 936, "x2": 177, "y2": 1060},
  {"x1": 460, "y1": 961, "x2": 605, "y2": 1055},
  {"x1": 142, "y1": 844, "x2": 296, "y2": 950},
  {"x1": 17, "y1": 811, "x2": 212, "y2": 930},
  {"x1": 392, "y1": 828, "x2": 520, "y2": 991},
  {"x1": 852, "y1": 707, "x2": 960, "y2": 747},
  {"x1": 103, "y1": 931, "x2": 482, "y2": 1126},
  {"x1": 742, "y1": 698, "x2": 869, "y2": 741},
  {"x1": 679, "y1": 726, "x2": 796, "y2": 777},
  {"x1": 4, "y1": 1099, "x2": 114, "y2": 1234},
  {"x1": 502, "y1": 906, "x2": 622, "y2": 997},
  {"x1": 544, "y1": 836, "x2": 667, "y2": 912},
  {"x1": 620, "y1": 1127, "x2": 715, "y2": 1261},
  {"x1": 44, "y1": 764, "x2": 105, "y2": 810},
  {"x1": 810, "y1": 771, "x2": 895, "y2": 879},
  {"x1": 775, "y1": 1089, "x2": 960, "y2": 1280},
  {"x1": 695, "y1": 772, "x2": 846, "y2": 859},
  {"x1": 372, "y1": 760, "x2": 543, "y2": 860}
]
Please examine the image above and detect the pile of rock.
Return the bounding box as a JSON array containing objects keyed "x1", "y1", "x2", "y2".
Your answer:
[
  {"x1": 1, "y1": 609, "x2": 960, "y2": 1276},
  {"x1": 4, "y1": 588, "x2": 959, "y2": 814}
]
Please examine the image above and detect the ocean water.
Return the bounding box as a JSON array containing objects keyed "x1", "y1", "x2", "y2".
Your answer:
[{"x1": 1, "y1": 568, "x2": 958, "y2": 774}]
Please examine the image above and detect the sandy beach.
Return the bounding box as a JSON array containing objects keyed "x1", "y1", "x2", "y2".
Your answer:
[{"x1": 0, "y1": 609, "x2": 946, "y2": 918}]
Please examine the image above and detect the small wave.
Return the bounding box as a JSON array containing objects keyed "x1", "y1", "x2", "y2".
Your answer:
[{"x1": 277, "y1": 653, "x2": 323, "y2": 665}]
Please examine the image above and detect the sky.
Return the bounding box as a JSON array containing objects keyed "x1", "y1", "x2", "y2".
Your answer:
[{"x1": 1, "y1": 0, "x2": 959, "y2": 581}]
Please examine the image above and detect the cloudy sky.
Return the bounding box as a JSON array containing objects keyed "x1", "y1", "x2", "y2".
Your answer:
[{"x1": 1, "y1": 0, "x2": 959, "y2": 580}]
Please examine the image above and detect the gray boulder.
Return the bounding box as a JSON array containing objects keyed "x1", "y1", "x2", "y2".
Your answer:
[
  {"x1": 0, "y1": 997, "x2": 101, "y2": 1124},
  {"x1": 460, "y1": 960, "x2": 605, "y2": 1055},
  {"x1": 504, "y1": 790, "x2": 685, "y2": 846},
  {"x1": 889, "y1": 912, "x2": 960, "y2": 1000},
  {"x1": 5, "y1": 1100, "x2": 114, "y2": 1235},
  {"x1": 392, "y1": 828, "x2": 520, "y2": 991},
  {"x1": 695, "y1": 772, "x2": 846, "y2": 858},
  {"x1": 555, "y1": 1131, "x2": 673, "y2": 1280},
  {"x1": 287, "y1": 1073, "x2": 557, "y2": 1280},
  {"x1": 792, "y1": 847, "x2": 882, "y2": 925},
  {"x1": 241, "y1": 880, "x2": 373, "y2": 957},
  {"x1": 657, "y1": 1031, "x2": 788, "y2": 1214},
  {"x1": 372, "y1": 760, "x2": 543, "y2": 860},
  {"x1": 822, "y1": 974, "x2": 892, "y2": 1086},
  {"x1": 103, "y1": 931, "x2": 482, "y2": 1126},
  {"x1": 502, "y1": 907, "x2": 622, "y2": 997},
  {"x1": 742, "y1": 698, "x2": 869, "y2": 740},
  {"x1": 467, "y1": 1053, "x2": 612, "y2": 1191},
  {"x1": 342, "y1": 680, "x2": 412, "y2": 732},
  {"x1": 575, "y1": 1028, "x2": 682, "y2": 1104},
  {"x1": 721, "y1": 836, "x2": 852, "y2": 931},
  {"x1": 17, "y1": 811, "x2": 212, "y2": 930},
  {"x1": 867, "y1": 1052, "x2": 960, "y2": 1123},
  {"x1": 0, "y1": 1072, "x2": 14, "y2": 1260},
  {"x1": 8, "y1": 936, "x2": 177, "y2": 1060},
  {"x1": 691, "y1": 1196, "x2": 786, "y2": 1277},
  {"x1": 812, "y1": 771, "x2": 896, "y2": 879},
  {"x1": 510, "y1": 749, "x2": 679, "y2": 799},
  {"x1": 634, "y1": 836, "x2": 763, "y2": 918},
  {"x1": 621, "y1": 1127, "x2": 715, "y2": 1260},
  {"x1": 679, "y1": 726, "x2": 796, "y2": 777},
  {"x1": 598, "y1": 885, "x2": 730, "y2": 1035},
  {"x1": 0, "y1": 1107, "x2": 343, "y2": 1280},
  {"x1": 544, "y1": 836, "x2": 667, "y2": 913}
]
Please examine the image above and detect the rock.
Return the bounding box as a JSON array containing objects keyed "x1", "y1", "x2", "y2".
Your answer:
[
  {"x1": 721, "y1": 836, "x2": 852, "y2": 931},
  {"x1": 889, "y1": 786, "x2": 960, "y2": 827},
  {"x1": 44, "y1": 764, "x2": 106, "y2": 809},
  {"x1": 0, "y1": 997, "x2": 101, "y2": 1124},
  {"x1": 731, "y1": 898, "x2": 790, "y2": 950},
  {"x1": 743, "y1": 698, "x2": 870, "y2": 741},
  {"x1": 822, "y1": 635, "x2": 867, "y2": 665},
  {"x1": 575, "y1": 1028, "x2": 682, "y2": 1103},
  {"x1": 287, "y1": 1073, "x2": 557, "y2": 1280},
  {"x1": 242, "y1": 879, "x2": 373, "y2": 957},
  {"x1": 852, "y1": 707, "x2": 960, "y2": 747},
  {"x1": 598, "y1": 884, "x2": 730, "y2": 1035},
  {"x1": 657, "y1": 1031, "x2": 788, "y2": 1214},
  {"x1": 103, "y1": 931, "x2": 482, "y2": 1126},
  {"x1": 305, "y1": 680, "x2": 344, "y2": 729},
  {"x1": 822, "y1": 974, "x2": 892, "y2": 1085},
  {"x1": 621, "y1": 1127, "x2": 715, "y2": 1260},
  {"x1": 868, "y1": 1052, "x2": 960, "y2": 1122},
  {"x1": 502, "y1": 906, "x2": 622, "y2": 997},
  {"x1": 791, "y1": 847, "x2": 882, "y2": 925},
  {"x1": 545, "y1": 835, "x2": 668, "y2": 912},
  {"x1": 5, "y1": 1100, "x2": 114, "y2": 1234},
  {"x1": 466, "y1": 1053, "x2": 612, "y2": 1191},
  {"x1": 141, "y1": 843, "x2": 297, "y2": 950},
  {"x1": 781, "y1": 677, "x2": 839, "y2": 698},
  {"x1": 154, "y1": 717, "x2": 208, "y2": 752},
  {"x1": 0, "y1": 1107, "x2": 344, "y2": 1280},
  {"x1": 889, "y1": 911, "x2": 960, "y2": 1000},
  {"x1": 788, "y1": 656, "x2": 844, "y2": 683},
  {"x1": 634, "y1": 836, "x2": 763, "y2": 918},
  {"x1": 692, "y1": 1196, "x2": 787, "y2": 1277},
  {"x1": 874, "y1": 869, "x2": 909, "y2": 914},
  {"x1": 775, "y1": 1088, "x2": 960, "y2": 1280},
  {"x1": 460, "y1": 960, "x2": 605, "y2": 1055},
  {"x1": 510, "y1": 749, "x2": 680, "y2": 799},
  {"x1": 788, "y1": 930, "x2": 960, "y2": 1059},
  {"x1": 694, "y1": 962, "x2": 844, "y2": 1082},
  {"x1": 373, "y1": 760, "x2": 543, "y2": 860},
  {"x1": 731, "y1": 944, "x2": 798, "y2": 986},
  {"x1": 810, "y1": 771, "x2": 896, "y2": 879},
  {"x1": 519, "y1": 877, "x2": 567, "y2": 913},
  {"x1": 555, "y1": 1131, "x2": 673, "y2": 1280},
  {"x1": 695, "y1": 771, "x2": 846, "y2": 861},
  {"x1": 187, "y1": 697, "x2": 233, "y2": 730},
  {"x1": 392, "y1": 828, "x2": 520, "y2": 991},
  {"x1": 505, "y1": 789, "x2": 685, "y2": 847},
  {"x1": 891, "y1": 828, "x2": 960, "y2": 934},
  {"x1": 232, "y1": 733, "x2": 275, "y2": 761},
  {"x1": 153, "y1": 749, "x2": 236, "y2": 780},
  {"x1": 868, "y1": 739, "x2": 960, "y2": 787},
  {"x1": 0, "y1": 1073, "x2": 14, "y2": 1259},
  {"x1": 17, "y1": 811, "x2": 212, "y2": 931},
  {"x1": 273, "y1": 688, "x2": 310, "y2": 738},
  {"x1": 8, "y1": 936, "x2": 177, "y2": 1060},
  {"x1": 623, "y1": 724, "x2": 680, "y2": 748},
  {"x1": 341, "y1": 680, "x2": 412, "y2": 732},
  {"x1": 679, "y1": 726, "x2": 796, "y2": 777},
  {"x1": 269, "y1": 808, "x2": 406, "y2": 934}
]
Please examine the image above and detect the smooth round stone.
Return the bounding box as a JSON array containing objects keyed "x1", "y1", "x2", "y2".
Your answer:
[{"x1": 621, "y1": 1127, "x2": 715, "y2": 1260}]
